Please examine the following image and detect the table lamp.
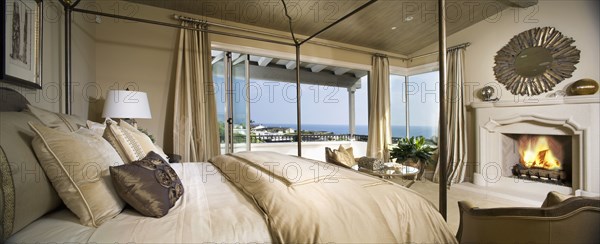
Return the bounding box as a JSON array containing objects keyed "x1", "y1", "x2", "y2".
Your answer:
[{"x1": 102, "y1": 89, "x2": 152, "y2": 125}]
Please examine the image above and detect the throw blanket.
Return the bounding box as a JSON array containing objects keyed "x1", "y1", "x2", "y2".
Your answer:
[{"x1": 209, "y1": 151, "x2": 457, "y2": 243}]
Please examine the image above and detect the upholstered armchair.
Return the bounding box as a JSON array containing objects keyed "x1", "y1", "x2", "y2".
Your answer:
[{"x1": 457, "y1": 191, "x2": 600, "y2": 244}]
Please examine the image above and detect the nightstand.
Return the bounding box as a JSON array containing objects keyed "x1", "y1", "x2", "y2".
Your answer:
[{"x1": 167, "y1": 154, "x2": 182, "y2": 163}]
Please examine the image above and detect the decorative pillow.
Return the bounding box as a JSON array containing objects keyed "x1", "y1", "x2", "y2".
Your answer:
[
  {"x1": 356, "y1": 157, "x2": 384, "y2": 171},
  {"x1": 29, "y1": 122, "x2": 125, "y2": 227},
  {"x1": 26, "y1": 105, "x2": 85, "y2": 132},
  {"x1": 103, "y1": 120, "x2": 168, "y2": 163},
  {"x1": 86, "y1": 120, "x2": 107, "y2": 137},
  {"x1": 325, "y1": 145, "x2": 356, "y2": 168},
  {"x1": 110, "y1": 151, "x2": 184, "y2": 218},
  {"x1": 1, "y1": 112, "x2": 62, "y2": 241},
  {"x1": 541, "y1": 191, "x2": 573, "y2": 208}
]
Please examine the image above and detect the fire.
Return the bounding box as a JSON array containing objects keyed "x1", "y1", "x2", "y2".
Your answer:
[{"x1": 519, "y1": 136, "x2": 562, "y2": 170}]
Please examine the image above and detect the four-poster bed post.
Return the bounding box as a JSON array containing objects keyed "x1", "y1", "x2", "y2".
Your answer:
[
  {"x1": 58, "y1": 0, "x2": 82, "y2": 115},
  {"x1": 295, "y1": 45, "x2": 302, "y2": 156},
  {"x1": 438, "y1": 0, "x2": 449, "y2": 220},
  {"x1": 59, "y1": 0, "x2": 450, "y2": 219}
]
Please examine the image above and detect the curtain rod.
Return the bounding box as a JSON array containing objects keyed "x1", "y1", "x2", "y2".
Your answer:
[
  {"x1": 409, "y1": 42, "x2": 471, "y2": 61},
  {"x1": 72, "y1": 8, "x2": 295, "y2": 47},
  {"x1": 174, "y1": 14, "x2": 292, "y2": 42},
  {"x1": 174, "y1": 14, "x2": 408, "y2": 61}
]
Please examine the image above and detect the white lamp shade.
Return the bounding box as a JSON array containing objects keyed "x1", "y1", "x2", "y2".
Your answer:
[{"x1": 102, "y1": 90, "x2": 152, "y2": 119}]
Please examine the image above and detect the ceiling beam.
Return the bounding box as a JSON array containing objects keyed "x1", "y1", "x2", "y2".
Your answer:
[
  {"x1": 249, "y1": 63, "x2": 360, "y2": 88},
  {"x1": 334, "y1": 67, "x2": 351, "y2": 76},
  {"x1": 231, "y1": 53, "x2": 241, "y2": 61},
  {"x1": 310, "y1": 65, "x2": 327, "y2": 73},
  {"x1": 353, "y1": 71, "x2": 367, "y2": 78},
  {"x1": 233, "y1": 55, "x2": 247, "y2": 65},
  {"x1": 285, "y1": 61, "x2": 296, "y2": 70},
  {"x1": 257, "y1": 57, "x2": 273, "y2": 67},
  {"x1": 211, "y1": 52, "x2": 225, "y2": 65}
]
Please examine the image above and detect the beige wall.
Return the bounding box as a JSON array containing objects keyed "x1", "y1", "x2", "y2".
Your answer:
[
  {"x1": 409, "y1": 0, "x2": 600, "y2": 102},
  {"x1": 1, "y1": 0, "x2": 96, "y2": 119},
  {"x1": 407, "y1": 0, "x2": 600, "y2": 174},
  {"x1": 93, "y1": 1, "x2": 408, "y2": 152}
]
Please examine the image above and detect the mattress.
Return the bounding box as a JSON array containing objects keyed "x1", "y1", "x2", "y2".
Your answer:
[{"x1": 6, "y1": 162, "x2": 272, "y2": 243}]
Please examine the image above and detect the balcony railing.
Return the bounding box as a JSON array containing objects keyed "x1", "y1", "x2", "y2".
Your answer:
[{"x1": 227, "y1": 134, "x2": 404, "y2": 143}]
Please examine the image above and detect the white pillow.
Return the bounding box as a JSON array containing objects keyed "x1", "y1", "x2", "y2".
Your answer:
[{"x1": 86, "y1": 120, "x2": 107, "y2": 137}]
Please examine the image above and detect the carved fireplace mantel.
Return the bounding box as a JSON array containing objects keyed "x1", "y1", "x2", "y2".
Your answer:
[
  {"x1": 470, "y1": 95, "x2": 600, "y2": 203},
  {"x1": 470, "y1": 95, "x2": 599, "y2": 109}
]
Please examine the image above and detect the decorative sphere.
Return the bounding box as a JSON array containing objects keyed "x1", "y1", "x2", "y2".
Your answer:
[
  {"x1": 569, "y1": 78, "x2": 599, "y2": 95},
  {"x1": 480, "y1": 86, "x2": 495, "y2": 101}
]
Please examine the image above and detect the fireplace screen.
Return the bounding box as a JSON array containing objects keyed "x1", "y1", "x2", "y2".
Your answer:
[{"x1": 504, "y1": 134, "x2": 572, "y2": 186}]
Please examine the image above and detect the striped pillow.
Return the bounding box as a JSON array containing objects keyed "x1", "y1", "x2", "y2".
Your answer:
[{"x1": 103, "y1": 120, "x2": 168, "y2": 163}]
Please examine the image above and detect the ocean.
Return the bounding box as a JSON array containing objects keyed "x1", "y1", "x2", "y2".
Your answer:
[{"x1": 262, "y1": 123, "x2": 437, "y2": 138}]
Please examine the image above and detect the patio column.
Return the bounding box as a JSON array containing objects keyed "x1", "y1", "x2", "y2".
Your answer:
[{"x1": 348, "y1": 88, "x2": 356, "y2": 137}]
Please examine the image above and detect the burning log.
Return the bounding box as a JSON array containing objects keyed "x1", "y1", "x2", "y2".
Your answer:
[{"x1": 512, "y1": 164, "x2": 568, "y2": 185}]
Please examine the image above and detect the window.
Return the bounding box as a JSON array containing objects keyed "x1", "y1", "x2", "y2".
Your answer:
[
  {"x1": 407, "y1": 71, "x2": 439, "y2": 143},
  {"x1": 390, "y1": 75, "x2": 407, "y2": 139},
  {"x1": 389, "y1": 71, "x2": 439, "y2": 144},
  {"x1": 354, "y1": 76, "x2": 369, "y2": 137}
]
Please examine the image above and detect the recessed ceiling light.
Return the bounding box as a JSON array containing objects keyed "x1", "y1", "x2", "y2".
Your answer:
[
  {"x1": 391, "y1": 26, "x2": 397, "y2": 30},
  {"x1": 404, "y1": 16, "x2": 414, "y2": 22}
]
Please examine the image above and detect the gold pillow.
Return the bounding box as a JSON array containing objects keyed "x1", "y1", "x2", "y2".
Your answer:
[
  {"x1": 27, "y1": 105, "x2": 85, "y2": 132},
  {"x1": 29, "y1": 122, "x2": 125, "y2": 227},
  {"x1": 103, "y1": 120, "x2": 168, "y2": 163},
  {"x1": 325, "y1": 146, "x2": 356, "y2": 168}
]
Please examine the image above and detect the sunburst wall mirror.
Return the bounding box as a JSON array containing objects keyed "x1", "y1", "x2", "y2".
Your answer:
[{"x1": 494, "y1": 27, "x2": 580, "y2": 96}]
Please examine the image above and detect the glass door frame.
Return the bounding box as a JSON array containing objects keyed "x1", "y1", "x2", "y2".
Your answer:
[{"x1": 222, "y1": 52, "x2": 251, "y2": 153}]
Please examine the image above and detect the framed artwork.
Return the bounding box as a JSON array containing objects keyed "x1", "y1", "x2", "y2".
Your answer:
[{"x1": 1, "y1": 0, "x2": 43, "y2": 89}]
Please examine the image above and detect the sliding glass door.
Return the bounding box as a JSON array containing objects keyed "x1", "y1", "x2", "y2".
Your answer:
[
  {"x1": 212, "y1": 51, "x2": 251, "y2": 154},
  {"x1": 231, "y1": 54, "x2": 250, "y2": 152}
]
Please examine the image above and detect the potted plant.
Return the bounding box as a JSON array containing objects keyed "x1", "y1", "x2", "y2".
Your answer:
[{"x1": 389, "y1": 136, "x2": 437, "y2": 180}]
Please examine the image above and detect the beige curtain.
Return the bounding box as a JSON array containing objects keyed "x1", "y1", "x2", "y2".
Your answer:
[
  {"x1": 173, "y1": 23, "x2": 220, "y2": 162},
  {"x1": 366, "y1": 55, "x2": 391, "y2": 161},
  {"x1": 434, "y1": 47, "x2": 468, "y2": 185}
]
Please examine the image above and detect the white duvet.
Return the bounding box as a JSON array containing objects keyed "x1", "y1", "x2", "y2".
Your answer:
[{"x1": 7, "y1": 163, "x2": 271, "y2": 243}]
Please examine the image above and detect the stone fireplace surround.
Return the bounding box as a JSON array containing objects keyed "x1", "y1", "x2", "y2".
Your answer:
[{"x1": 468, "y1": 96, "x2": 599, "y2": 205}]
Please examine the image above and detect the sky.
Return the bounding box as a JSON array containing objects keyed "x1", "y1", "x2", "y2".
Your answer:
[{"x1": 214, "y1": 68, "x2": 439, "y2": 128}]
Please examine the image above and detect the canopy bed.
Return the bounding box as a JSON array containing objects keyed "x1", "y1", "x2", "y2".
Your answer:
[
  {"x1": 1, "y1": 87, "x2": 457, "y2": 242},
  {"x1": 60, "y1": 0, "x2": 454, "y2": 215},
  {"x1": 2, "y1": 0, "x2": 461, "y2": 242}
]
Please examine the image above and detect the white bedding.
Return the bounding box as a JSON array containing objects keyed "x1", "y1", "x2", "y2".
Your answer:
[{"x1": 7, "y1": 163, "x2": 271, "y2": 243}]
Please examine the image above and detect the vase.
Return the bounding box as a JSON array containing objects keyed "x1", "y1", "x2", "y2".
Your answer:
[{"x1": 569, "y1": 78, "x2": 599, "y2": 95}]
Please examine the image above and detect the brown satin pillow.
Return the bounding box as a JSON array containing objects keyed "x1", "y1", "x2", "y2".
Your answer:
[{"x1": 110, "y1": 151, "x2": 184, "y2": 218}]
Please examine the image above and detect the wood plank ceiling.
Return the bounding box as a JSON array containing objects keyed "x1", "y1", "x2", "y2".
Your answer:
[{"x1": 126, "y1": 0, "x2": 514, "y2": 55}]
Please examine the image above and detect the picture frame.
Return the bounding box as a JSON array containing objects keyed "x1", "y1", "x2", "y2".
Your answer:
[{"x1": 1, "y1": 0, "x2": 43, "y2": 89}]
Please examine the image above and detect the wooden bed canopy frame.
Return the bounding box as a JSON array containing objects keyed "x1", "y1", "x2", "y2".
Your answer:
[{"x1": 56, "y1": 0, "x2": 452, "y2": 219}]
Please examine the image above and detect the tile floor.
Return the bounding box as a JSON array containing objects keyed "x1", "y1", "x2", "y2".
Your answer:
[{"x1": 389, "y1": 178, "x2": 527, "y2": 234}]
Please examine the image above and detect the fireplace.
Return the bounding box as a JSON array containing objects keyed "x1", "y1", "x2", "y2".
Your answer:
[
  {"x1": 503, "y1": 134, "x2": 572, "y2": 186},
  {"x1": 469, "y1": 96, "x2": 600, "y2": 204}
]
